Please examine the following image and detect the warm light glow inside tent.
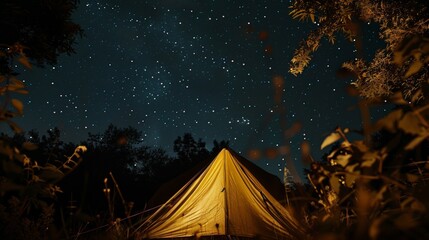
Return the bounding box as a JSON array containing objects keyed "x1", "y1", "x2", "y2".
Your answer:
[{"x1": 136, "y1": 148, "x2": 303, "y2": 240}]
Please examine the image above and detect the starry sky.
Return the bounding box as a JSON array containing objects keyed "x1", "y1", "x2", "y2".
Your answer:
[{"x1": 13, "y1": 0, "x2": 386, "y2": 179}]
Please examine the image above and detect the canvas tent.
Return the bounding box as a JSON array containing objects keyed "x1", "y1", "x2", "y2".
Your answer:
[{"x1": 136, "y1": 148, "x2": 303, "y2": 240}]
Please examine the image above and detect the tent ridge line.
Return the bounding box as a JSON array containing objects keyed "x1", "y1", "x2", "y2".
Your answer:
[{"x1": 223, "y1": 149, "x2": 229, "y2": 235}]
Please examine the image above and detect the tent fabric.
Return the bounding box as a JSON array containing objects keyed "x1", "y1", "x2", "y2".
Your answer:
[
  {"x1": 147, "y1": 150, "x2": 286, "y2": 209},
  {"x1": 137, "y1": 149, "x2": 303, "y2": 240}
]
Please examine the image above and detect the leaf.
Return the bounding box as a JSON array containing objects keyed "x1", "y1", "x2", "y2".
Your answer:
[
  {"x1": 301, "y1": 141, "x2": 311, "y2": 156},
  {"x1": 411, "y1": 200, "x2": 426, "y2": 212},
  {"x1": 284, "y1": 121, "x2": 302, "y2": 138},
  {"x1": 369, "y1": 218, "x2": 382, "y2": 240},
  {"x1": 10, "y1": 77, "x2": 25, "y2": 88},
  {"x1": 405, "y1": 132, "x2": 429, "y2": 150},
  {"x1": 375, "y1": 185, "x2": 388, "y2": 201},
  {"x1": 398, "y1": 112, "x2": 421, "y2": 135},
  {"x1": 394, "y1": 35, "x2": 421, "y2": 66},
  {"x1": 375, "y1": 109, "x2": 403, "y2": 132},
  {"x1": 329, "y1": 175, "x2": 340, "y2": 194},
  {"x1": 389, "y1": 92, "x2": 408, "y2": 105},
  {"x1": 23, "y1": 142, "x2": 38, "y2": 151},
  {"x1": 406, "y1": 173, "x2": 419, "y2": 183},
  {"x1": 394, "y1": 213, "x2": 418, "y2": 230},
  {"x1": 40, "y1": 164, "x2": 64, "y2": 182},
  {"x1": 11, "y1": 99, "x2": 24, "y2": 115},
  {"x1": 321, "y1": 132, "x2": 341, "y2": 150},
  {"x1": 301, "y1": 141, "x2": 312, "y2": 165},
  {"x1": 345, "y1": 163, "x2": 359, "y2": 173},
  {"x1": 7, "y1": 120, "x2": 22, "y2": 133},
  {"x1": 14, "y1": 89, "x2": 29, "y2": 95},
  {"x1": 361, "y1": 151, "x2": 378, "y2": 168},
  {"x1": 344, "y1": 173, "x2": 357, "y2": 187},
  {"x1": 336, "y1": 154, "x2": 351, "y2": 167},
  {"x1": 405, "y1": 60, "x2": 423, "y2": 77},
  {"x1": 18, "y1": 55, "x2": 32, "y2": 69},
  {"x1": 411, "y1": 89, "x2": 423, "y2": 102},
  {"x1": 361, "y1": 157, "x2": 377, "y2": 168}
]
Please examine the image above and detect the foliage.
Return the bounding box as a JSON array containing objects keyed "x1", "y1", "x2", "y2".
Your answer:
[
  {"x1": 0, "y1": 68, "x2": 28, "y2": 133},
  {"x1": 0, "y1": 137, "x2": 86, "y2": 239},
  {"x1": 289, "y1": 0, "x2": 429, "y2": 101},
  {"x1": 302, "y1": 100, "x2": 429, "y2": 239},
  {"x1": 0, "y1": 0, "x2": 82, "y2": 133},
  {"x1": 0, "y1": 0, "x2": 83, "y2": 75},
  {"x1": 174, "y1": 133, "x2": 210, "y2": 163},
  {"x1": 289, "y1": 1, "x2": 429, "y2": 239}
]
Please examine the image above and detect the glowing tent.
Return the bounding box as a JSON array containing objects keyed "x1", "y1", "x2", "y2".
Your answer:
[{"x1": 136, "y1": 148, "x2": 303, "y2": 240}]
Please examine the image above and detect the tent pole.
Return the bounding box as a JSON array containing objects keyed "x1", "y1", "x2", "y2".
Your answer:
[{"x1": 223, "y1": 150, "x2": 229, "y2": 235}]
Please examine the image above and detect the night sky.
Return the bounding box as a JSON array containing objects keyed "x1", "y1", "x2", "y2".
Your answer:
[{"x1": 13, "y1": 0, "x2": 386, "y2": 179}]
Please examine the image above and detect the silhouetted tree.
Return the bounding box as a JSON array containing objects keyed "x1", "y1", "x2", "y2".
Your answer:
[
  {"x1": 0, "y1": 0, "x2": 82, "y2": 74},
  {"x1": 173, "y1": 133, "x2": 209, "y2": 164},
  {"x1": 211, "y1": 139, "x2": 230, "y2": 155}
]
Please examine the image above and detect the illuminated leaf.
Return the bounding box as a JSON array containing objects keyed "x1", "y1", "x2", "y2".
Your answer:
[
  {"x1": 376, "y1": 109, "x2": 403, "y2": 132},
  {"x1": 361, "y1": 157, "x2": 377, "y2": 168},
  {"x1": 405, "y1": 60, "x2": 423, "y2": 77},
  {"x1": 394, "y1": 213, "x2": 418, "y2": 230},
  {"x1": 393, "y1": 35, "x2": 420, "y2": 66},
  {"x1": 40, "y1": 164, "x2": 64, "y2": 182},
  {"x1": 336, "y1": 154, "x2": 351, "y2": 167},
  {"x1": 411, "y1": 89, "x2": 423, "y2": 102},
  {"x1": 10, "y1": 77, "x2": 25, "y2": 88},
  {"x1": 369, "y1": 218, "x2": 382, "y2": 240},
  {"x1": 321, "y1": 132, "x2": 341, "y2": 150},
  {"x1": 389, "y1": 92, "x2": 408, "y2": 105},
  {"x1": 361, "y1": 151, "x2": 378, "y2": 168},
  {"x1": 406, "y1": 173, "x2": 419, "y2": 183},
  {"x1": 18, "y1": 56, "x2": 32, "y2": 69},
  {"x1": 354, "y1": 140, "x2": 368, "y2": 152},
  {"x1": 375, "y1": 185, "x2": 388, "y2": 201},
  {"x1": 7, "y1": 120, "x2": 22, "y2": 133},
  {"x1": 344, "y1": 173, "x2": 357, "y2": 187},
  {"x1": 11, "y1": 99, "x2": 24, "y2": 115},
  {"x1": 329, "y1": 175, "x2": 340, "y2": 194},
  {"x1": 322, "y1": 214, "x2": 330, "y2": 222},
  {"x1": 14, "y1": 89, "x2": 29, "y2": 94},
  {"x1": 328, "y1": 35, "x2": 336, "y2": 44},
  {"x1": 398, "y1": 112, "x2": 421, "y2": 135},
  {"x1": 345, "y1": 163, "x2": 359, "y2": 173},
  {"x1": 301, "y1": 141, "x2": 312, "y2": 165},
  {"x1": 301, "y1": 141, "x2": 311, "y2": 156},
  {"x1": 317, "y1": 176, "x2": 325, "y2": 184},
  {"x1": 7, "y1": 77, "x2": 26, "y2": 92},
  {"x1": 405, "y1": 132, "x2": 429, "y2": 150},
  {"x1": 411, "y1": 200, "x2": 426, "y2": 212},
  {"x1": 284, "y1": 121, "x2": 302, "y2": 138},
  {"x1": 22, "y1": 142, "x2": 38, "y2": 151}
]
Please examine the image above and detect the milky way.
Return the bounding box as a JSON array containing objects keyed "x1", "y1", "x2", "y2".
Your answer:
[{"x1": 14, "y1": 0, "x2": 386, "y2": 179}]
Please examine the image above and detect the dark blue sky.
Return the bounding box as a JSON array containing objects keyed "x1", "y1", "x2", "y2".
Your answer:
[{"x1": 13, "y1": 0, "x2": 385, "y2": 180}]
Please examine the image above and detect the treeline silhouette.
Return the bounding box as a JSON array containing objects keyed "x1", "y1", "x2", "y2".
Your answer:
[{"x1": 0, "y1": 124, "x2": 229, "y2": 232}]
